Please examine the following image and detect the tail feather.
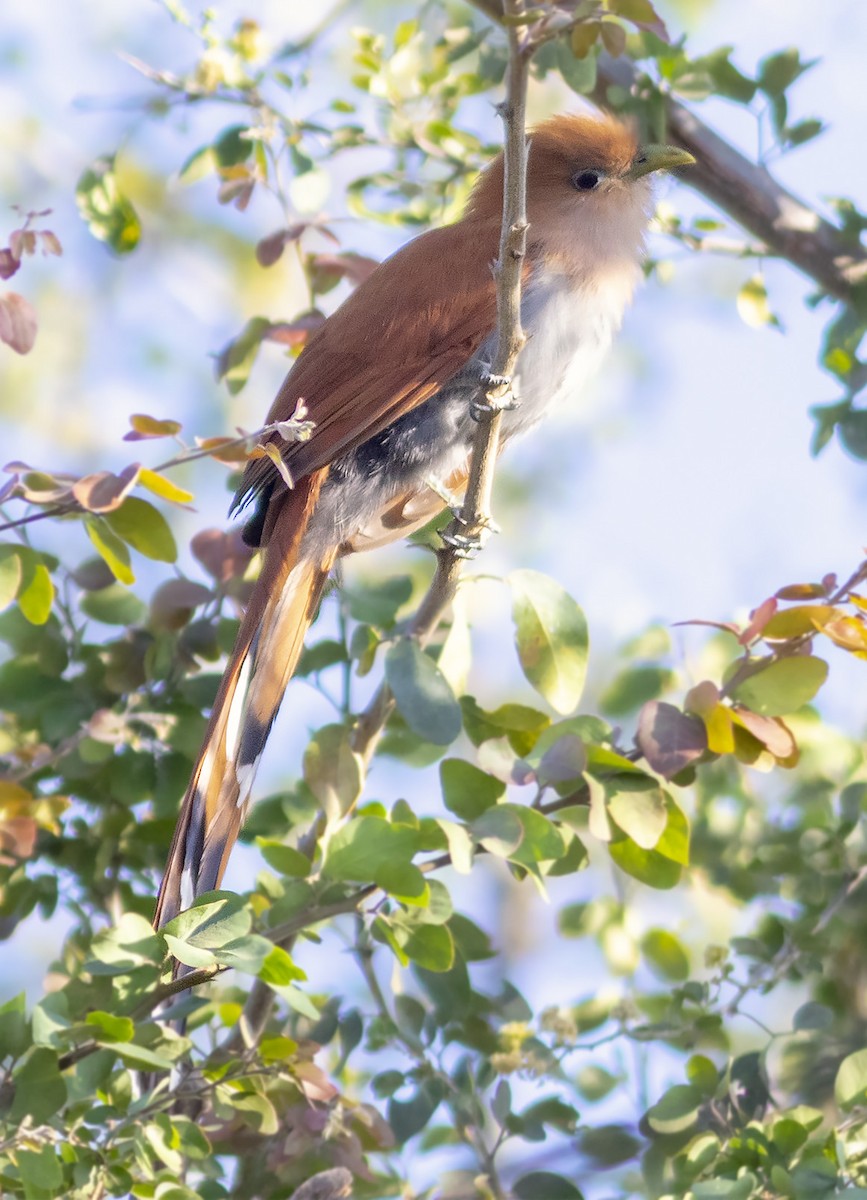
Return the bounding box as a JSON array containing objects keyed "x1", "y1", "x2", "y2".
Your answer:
[{"x1": 154, "y1": 470, "x2": 332, "y2": 930}]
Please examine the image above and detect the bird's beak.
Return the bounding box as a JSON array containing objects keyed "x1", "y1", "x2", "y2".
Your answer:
[{"x1": 627, "y1": 144, "x2": 696, "y2": 179}]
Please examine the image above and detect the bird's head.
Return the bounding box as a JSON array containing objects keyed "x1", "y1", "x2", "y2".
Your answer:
[{"x1": 469, "y1": 112, "x2": 694, "y2": 271}]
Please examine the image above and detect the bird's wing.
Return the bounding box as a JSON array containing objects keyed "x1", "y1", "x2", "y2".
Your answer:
[{"x1": 234, "y1": 216, "x2": 504, "y2": 514}]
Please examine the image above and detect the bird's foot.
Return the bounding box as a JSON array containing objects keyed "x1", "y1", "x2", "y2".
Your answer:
[
  {"x1": 439, "y1": 512, "x2": 500, "y2": 558},
  {"x1": 471, "y1": 372, "x2": 520, "y2": 422},
  {"x1": 439, "y1": 528, "x2": 484, "y2": 558}
]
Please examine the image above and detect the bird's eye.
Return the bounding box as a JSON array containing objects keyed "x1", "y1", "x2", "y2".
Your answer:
[{"x1": 572, "y1": 170, "x2": 601, "y2": 192}]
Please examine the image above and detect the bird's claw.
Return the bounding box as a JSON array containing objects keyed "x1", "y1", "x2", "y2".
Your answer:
[
  {"x1": 439, "y1": 513, "x2": 500, "y2": 558},
  {"x1": 439, "y1": 529, "x2": 484, "y2": 559},
  {"x1": 471, "y1": 372, "x2": 520, "y2": 423}
]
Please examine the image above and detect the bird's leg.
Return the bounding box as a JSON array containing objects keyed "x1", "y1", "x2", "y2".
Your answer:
[
  {"x1": 470, "y1": 369, "x2": 520, "y2": 422},
  {"x1": 424, "y1": 474, "x2": 461, "y2": 512},
  {"x1": 439, "y1": 509, "x2": 501, "y2": 558}
]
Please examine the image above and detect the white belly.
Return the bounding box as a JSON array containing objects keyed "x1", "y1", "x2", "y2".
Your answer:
[{"x1": 501, "y1": 262, "x2": 640, "y2": 441}]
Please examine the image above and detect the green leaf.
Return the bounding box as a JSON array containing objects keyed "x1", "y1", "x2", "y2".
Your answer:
[
  {"x1": 460, "y1": 697, "x2": 551, "y2": 752},
  {"x1": 259, "y1": 944, "x2": 306, "y2": 987},
  {"x1": 0, "y1": 549, "x2": 22, "y2": 612},
  {"x1": 258, "y1": 840, "x2": 311, "y2": 878},
  {"x1": 608, "y1": 787, "x2": 668, "y2": 849},
  {"x1": 345, "y1": 575, "x2": 413, "y2": 626},
  {"x1": 89, "y1": 912, "x2": 166, "y2": 974},
  {"x1": 385, "y1": 640, "x2": 462, "y2": 745},
  {"x1": 324, "y1": 816, "x2": 418, "y2": 884},
  {"x1": 642, "y1": 929, "x2": 690, "y2": 981},
  {"x1": 731, "y1": 656, "x2": 828, "y2": 716},
  {"x1": 80, "y1": 582, "x2": 147, "y2": 625},
  {"x1": 10, "y1": 1047, "x2": 67, "y2": 1123},
  {"x1": 509, "y1": 569, "x2": 589, "y2": 713},
  {"x1": 376, "y1": 860, "x2": 428, "y2": 904},
  {"x1": 835, "y1": 1047, "x2": 867, "y2": 1110},
  {"x1": 17, "y1": 561, "x2": 54, "y2": 625},
  {"x1": 609, "y1": 832, "x2": 681, "y2": 889},
  {"x1": 218, "y1": 933, "x2": 274, "y2": 973},
  {"x1": 229, "y1": 1090, "x2": 279, "y2": 1135},
  {"x1": 163, "y1": 891, "x2": 251, "y2": 950},
  {"x1": 601, "y1": 666, "x2": 675, "y2": 716},
  {"x1": 0, "y1": 992, "x2": 30, "y2": 1059},
  {"x1": 646, "y1": 1083, "x2": 703, "y2": 1134},
  {"x1": 76, "y1": 155, "x2": 141, "y2": 254},
  {"x1": 402, "y1": 924, "x2": 455, "y2": 972},
  {"x1": 216, "y1": 315, "x2": 270, "y2": 395},
  {"x1": 507, "y1": 806, "x2": 566, "y2": 868},
  {"x1": 471, "y1": 806, "x2": 524, "y2": 858},
  {"x1": 436, "y1": 817, "x2": 474, "y2": 874},
  {"x1": 514, "y1": 1173, "x2": 584, "y2": 1200},
  {"x1": 85, "y1": 518, "x2": 135, "y2": 584},
  {"x1": 303, "y1": 724, "x2": 364, "y2": 821},
  {"x1": 113, "y1": 1041, "x2": 175, "y2": 1071},
  {"x1": 85, "y1": 1011, "x2": 135, "y2": 1042},
  {"x1": 388, "y1": 1078, "x2": 446, "y2": 1142},
  {"x1": 440, "y1": 758, "x2": 504, "y2": 820},
  {"x1": 213, "y1": 124, "x2": 253, "y2": 167},
  {"x1": 758, "y1": 48, "x2": 814, "y2": 96},
  {"x1": 17, "y1": 1145, "x2": 63, "y2": 1192},
  {"x1": 106, "y1": 496, "x2": 177, "y2": 563}
]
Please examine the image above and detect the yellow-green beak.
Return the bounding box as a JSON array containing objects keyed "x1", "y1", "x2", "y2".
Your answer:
[{"x1": 627, "y1": 144, "x2": 696, "y2": 179}]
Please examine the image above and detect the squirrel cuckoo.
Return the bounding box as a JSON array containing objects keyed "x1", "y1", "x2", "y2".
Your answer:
[{"x1": 154, "y1": 113, "x2": 693, "y2": 929}]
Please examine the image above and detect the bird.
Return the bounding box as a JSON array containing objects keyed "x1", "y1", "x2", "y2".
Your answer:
[{"x1": 153, "y1": 112, "x2": 694, "y2": 930}]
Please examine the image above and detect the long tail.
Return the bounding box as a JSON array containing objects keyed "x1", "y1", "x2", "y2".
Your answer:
[{"x1": 154, "y1": 470, "x2": 333, "y2": 930}]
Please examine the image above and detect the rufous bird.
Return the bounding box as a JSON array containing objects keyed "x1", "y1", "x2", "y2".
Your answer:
[{"x1": 154, "y1": 113, "x2": 693, "y2": 929}]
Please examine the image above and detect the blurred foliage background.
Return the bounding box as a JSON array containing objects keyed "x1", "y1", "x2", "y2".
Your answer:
[{"x1": 2, "y1": 0, "x2": 867, "y2": 1197}]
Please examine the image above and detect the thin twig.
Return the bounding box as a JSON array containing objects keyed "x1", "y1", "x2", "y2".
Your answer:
[{"x1": 352, "y1": 3, "x2": 532, "y2": 768}]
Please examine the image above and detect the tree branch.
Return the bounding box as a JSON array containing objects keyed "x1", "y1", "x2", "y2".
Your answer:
[
  {"x1": 468, "y1": 0, "x2": 867, "y2": 310},
  {"x1": 352, "y1": 1, "x2": 532, "y2": 766}
]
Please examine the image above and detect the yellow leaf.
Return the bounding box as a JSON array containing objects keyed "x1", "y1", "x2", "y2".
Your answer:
[
  {"x1": 138, "y1": 467, "x2": 194, "y2": 505},
  {"x1": 702, "y1": 704, "x2": 735, "y2": 755},
  {"x1": 762, "y1": 604, "x2": 838, "y2": 639},
  {"x1": 737, "y1": 274, "x2": 782, "y2": 330},
  {"x1": 0, "y1": 781, "x2": 32, "y2": 811},
  {"x1": 126, "y1": 413, "x2": 182, "y2": 439}
]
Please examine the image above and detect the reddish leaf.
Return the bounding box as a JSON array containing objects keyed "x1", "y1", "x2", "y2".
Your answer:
[
  {"x1": 72, "y1": 464, "x2": 140, "y2": 513},
  {"x1": 739, "y1": 597, "x2": 778, "y2": 645},
  {"x1": 672, "y1": 618, "x2": 741, "y2": 637},
  {"x1": 70, "y1": 558, "x2": 116, "y2": 591},
  {"x1": 0, "y1": 249, "x2": 19, "y2": 280},
  {"x1": 637, "y1": 701, "x2": 707, "y2": 780},
  {"x1": 0, "y1": 816, "x2": 37, "y2": 866},
  {"x1": 123, "y1": 413, "x2": 183, "y2": 441},
  {"x1": 9, "y1": 230, "x2": 36, "y2": 260},
  {"x1": 190, "y1": 528, "x2": 255, "y2": 583},
  {"x1": 0, "y1": 291, "x2": 37, "y2": 354},
  {"x1": 310, "y1": 253, "x2": 379, "y2": 287},
  {"x1": 731, "y1": 707, "x2": 797, "y2": 760},
  {"x1": 195, "y1": 435, "x2": 253, "y2": 464},
  {"x1": 255, "y1": 224, "x2": 308, "y2": 267},
  {"x1": 39, "y1": 231, "x2": 63, "y2": 257},
  {"x1": 150, "y1": 578, "x2": 213, "y2": 629},
  {"x1": 264, "y1": 311, "x2": 327, "y2": 348}
]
